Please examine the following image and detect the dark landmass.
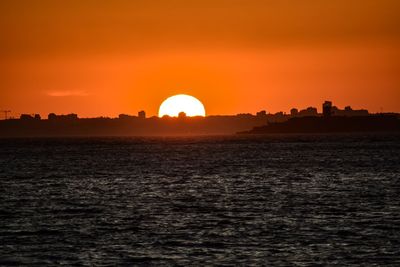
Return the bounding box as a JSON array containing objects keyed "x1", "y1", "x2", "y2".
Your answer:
[
  {"x1": 240, "y1": 115, "x2": 400, "y2": 134},
  {"x1": 1, "y1": 101, "x2": 398, "y2": 137},
  {"x1": 0, "y1": 114, "x2": 270, "y2": 137}
]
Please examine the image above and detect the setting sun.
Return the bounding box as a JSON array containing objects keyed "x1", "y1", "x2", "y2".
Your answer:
[{"x1": 158, "y1": 94, "x2": 206, "y2": 117}]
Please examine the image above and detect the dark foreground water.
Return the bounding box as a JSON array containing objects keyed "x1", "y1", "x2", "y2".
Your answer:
[{"x1": 0, "y1": 134, "x2": 399, "y2": 266}]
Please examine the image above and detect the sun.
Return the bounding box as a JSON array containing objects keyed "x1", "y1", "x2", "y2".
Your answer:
[{"x1": 159, "y1": 94, "x2": 206, "y2": 117}]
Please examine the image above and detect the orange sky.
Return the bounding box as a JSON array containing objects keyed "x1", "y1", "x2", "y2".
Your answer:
[{"x1": 1, "y1": 0, "x2": 399, "y2": 118}]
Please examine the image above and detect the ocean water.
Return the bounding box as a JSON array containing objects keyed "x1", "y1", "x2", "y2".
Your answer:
[{"x1": 0, "y1": 134, "x2": 399, "y2": 266}]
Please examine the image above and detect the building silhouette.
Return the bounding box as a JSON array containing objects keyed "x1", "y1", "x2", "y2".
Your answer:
[
  {"x1": 323, "y1": 101, "x2": 333, "y2": 117},
  {"x1": 332, "y1": 105, "x2": 369, "y2": 116},
  {"x1": 20, "y1": 114, "x2": 41, "y2": 120},
  {"x1": 138, "y1": 110, "x2": 146, "y2": 119},
  {"x1": 48, "y1": 113, "x2": 78, "y2": 121},
  {"x1": 298, "y1": 107, "x2": 318, "y2": 117},
  {"x1": 256, "y1": 110, "x2": 267, "y2": 117},
  {"x1": 119, "y1": 114, "x2": 135, "y2": 120},
  {"x1": 322, "y1": 101, "x2": 369, "y2": 117}
]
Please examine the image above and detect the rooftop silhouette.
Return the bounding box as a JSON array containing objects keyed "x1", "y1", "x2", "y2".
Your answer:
[{"x1": 0, "y1": 101, "x2": 399, "y2": 137}]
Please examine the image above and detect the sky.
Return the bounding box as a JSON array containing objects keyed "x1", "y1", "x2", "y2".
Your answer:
[{"x1": 1, "y1": 0, "x2": 399, "y2": 118}]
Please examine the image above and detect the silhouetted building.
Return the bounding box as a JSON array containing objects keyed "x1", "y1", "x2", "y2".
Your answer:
[
  {"x1": 332, "y1": 105, "x2": 369, "y2": 116},
  {"x1": 119, "y1": 114, "x2": 135, "y2": 120},
  {"x1": 138, "y1": 110, "x2": 146, "y2": 119},
  {"x1": 19, "y1": 114, "x2": 40, "y2": 120},
  {"x1": 178, "y1": 112, "x2": 187, "y2": 118},
  {"x1": 323, "y1": 101, "x2": 332, "y2": 117},
  {"x1": 298, "y1": 107, "x2": 318, "y2": 117},
  {"x1": 256, "y1": 110, "x2": 267, "y2": 117},
  {"x1": 48, "y1": 113, "x2": 56, "y2": 120},
  {"x1": 48, "y1": 113, "x2": 78, "y2": 121},
  {"x1": 20, "y1": 114, "x2": 34, "y2": 120},
  {"x1": 322, "y1": 101, "x2": 369, "y2": 117},
  {"x1": 20, "y1": 114, "x2": 41, "y2": 120},
  {"x1": 290, "y1": 108, "x2": 299, "y2": 116},
  {"x1": 269, "y1": 112, "x2": 287, "y2": 122}
]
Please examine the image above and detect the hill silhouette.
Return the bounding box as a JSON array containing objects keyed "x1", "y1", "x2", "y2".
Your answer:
[{"x1": 240, "y1": 115, "x2": 400, "y2": 134}]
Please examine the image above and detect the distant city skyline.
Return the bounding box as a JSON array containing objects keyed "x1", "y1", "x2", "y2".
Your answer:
[
  {"x1": 4, "y1": 100, "x2": 395, "y2": 121},
  {"x1": 0, "y1": 99, "x2": 395, "y2": 121},
  {"x1": 1, "y1": 99, "x2": 398, "y2": 138}
]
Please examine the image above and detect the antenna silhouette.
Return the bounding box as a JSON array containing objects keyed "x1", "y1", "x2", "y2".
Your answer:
[{"x1": 1, "y1": 110, "x2": 11, "y2": 120}]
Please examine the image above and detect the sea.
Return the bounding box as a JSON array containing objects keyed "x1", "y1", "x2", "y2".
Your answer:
[{"x1": 0, "y1": 134, "x2": 399, "y2": 266}]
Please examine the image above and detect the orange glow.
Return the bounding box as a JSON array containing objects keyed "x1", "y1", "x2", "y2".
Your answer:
[{"x1": 0, "y1": 1, "x2": 399, "y2": 118}]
